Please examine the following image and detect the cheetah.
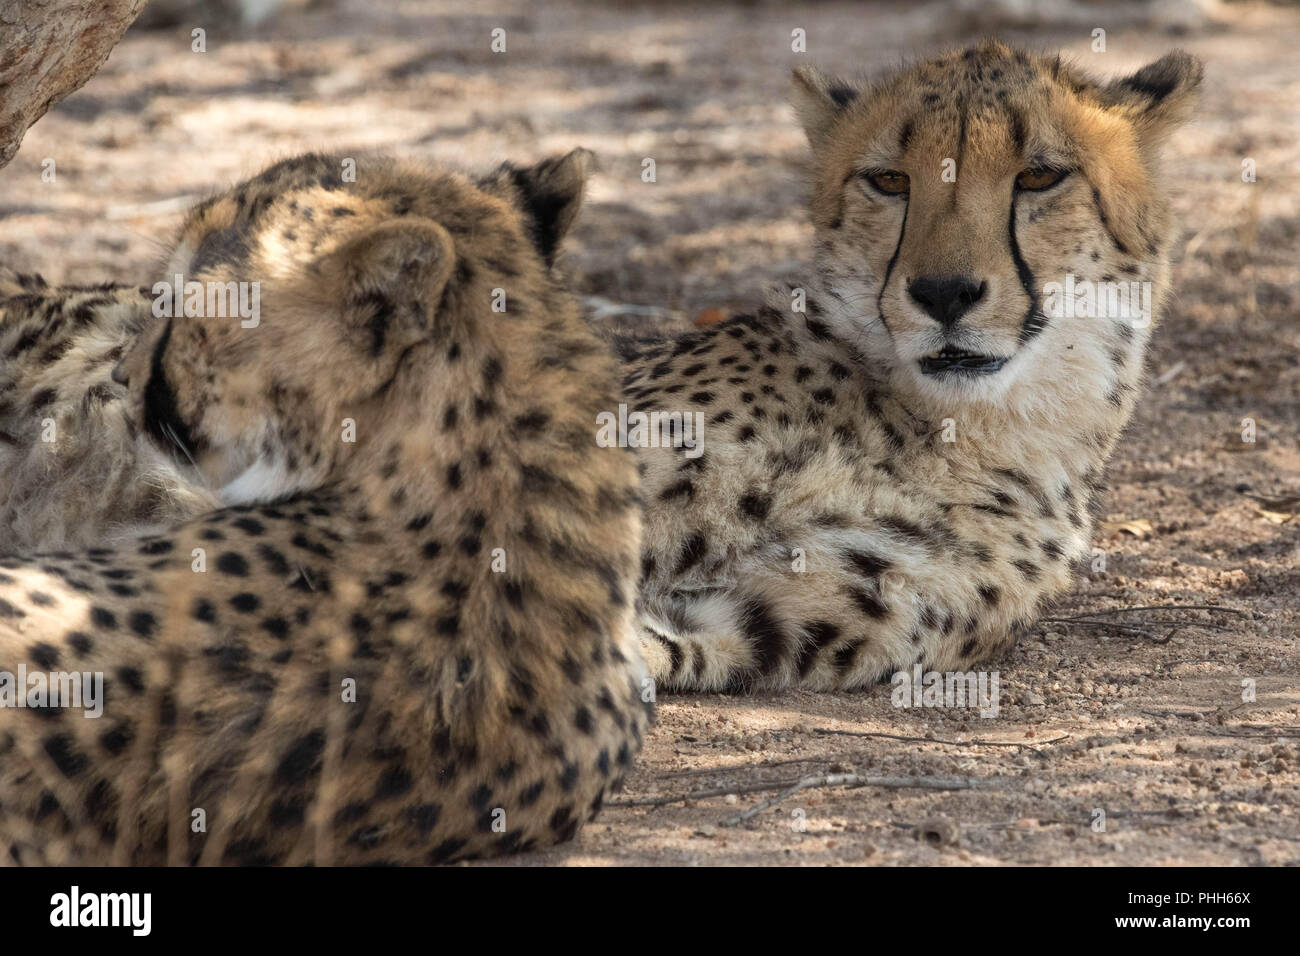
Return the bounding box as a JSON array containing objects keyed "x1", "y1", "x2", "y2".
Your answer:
[
  {"x1": 0, "y1": 149, "x2": 650, "y2": 864},
  {"x1": 4, "y1": 45, "x2": 1199, "y2": 704},
  {"x1": 0, "y1": 271, "x2": 215, "y2": 554},
  {"x1": 625, "y1": 44, "x2": 1202, "y2": 690}
]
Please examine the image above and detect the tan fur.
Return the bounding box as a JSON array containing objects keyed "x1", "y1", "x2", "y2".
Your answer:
[
  {"x1": 0, "y1": 274, "x2": 216, "y2": 553},
  {"x1": 626, "y1": 43, "x2": 1201, "y2": 690},
  {"x1": 0, "y1": 151, "x2": 649, "y2": 864},
  {"x1": 0, "y1": 47, "x2": 1204, "y2": 855}
]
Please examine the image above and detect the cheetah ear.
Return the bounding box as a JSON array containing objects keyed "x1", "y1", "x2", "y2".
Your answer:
[
  {"x1": 791, "y1": 65, "x2": 859, "y2": 147},
  {"x1": 323, "y1": 218, "x2": 456, "y2": 334},
  {"x1": 506, "y1": 148, "x2": 593, "y2": 267},
  {"x1": 1102, "y1": 51, "x2": 1203, "y2": 146}
]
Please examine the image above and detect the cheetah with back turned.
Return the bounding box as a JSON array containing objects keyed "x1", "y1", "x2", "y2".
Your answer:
[
  {"x1": 0, "y1": 149, "x2": 650, "y2": 864},
  {"x1": 628, "y1": 44, "x2": 1202, "y2": 690}
]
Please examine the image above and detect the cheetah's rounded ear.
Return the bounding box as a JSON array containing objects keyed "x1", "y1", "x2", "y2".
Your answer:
[
  {"x1": 323, "y1": 218, "x2": 455, "y2": 334},
  {"x1": 1102, "y1": 51, "x2": 1203, "y2": 146},
  {"x1": 506, "y1": 148, "x2": 593, "y2": 267},
  {"x1": 791, "y1": 65, "x2": 859, "y2": 147}
]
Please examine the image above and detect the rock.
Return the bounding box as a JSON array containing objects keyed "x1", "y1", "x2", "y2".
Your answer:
[
  {"x1": 915, "y1": 815, "x2": 958, "y2": 847},
  {"x1": 0, "y1": 0, "x2": 147, "y2": 170}
]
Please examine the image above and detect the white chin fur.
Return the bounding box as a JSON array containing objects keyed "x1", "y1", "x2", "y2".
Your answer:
[{"x1": 220, "y1": 457, "x2": 299, "y2": 506}]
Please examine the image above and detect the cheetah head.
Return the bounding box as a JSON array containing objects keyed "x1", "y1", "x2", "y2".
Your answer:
[
  {"x1": 792, "y1": 42, "x2": 1201, "y2": 414},
  {"x1": 111, "y1": 150, "x2": 592, "y2": 505}
]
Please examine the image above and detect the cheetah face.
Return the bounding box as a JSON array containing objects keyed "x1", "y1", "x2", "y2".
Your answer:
[
  {"x1": 792, "y1": 44, "x2": 1200, "y2": 409},
  {"x1": 111, "y1": 150, "x2": 592, "y2": 505}
]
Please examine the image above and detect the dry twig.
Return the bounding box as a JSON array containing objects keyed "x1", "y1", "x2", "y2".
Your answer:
[
  {"x1": 607, "y1": 773, "x2": 1006, "y2": 813},
  {"x1": 813, "y1": 728, "x2": 1069, "y2": 748},
  {"x1": 719, "y1": 774, "x2": 1006, "y2": 827}
]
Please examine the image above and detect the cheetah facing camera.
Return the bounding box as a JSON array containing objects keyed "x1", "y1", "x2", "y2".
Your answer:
[
  {"x1": 629, "y1": 43, "x2": 1202, "y2": 690},
  {"x1": 0, "y1": 150, "x2": 650, "y2": 864}
]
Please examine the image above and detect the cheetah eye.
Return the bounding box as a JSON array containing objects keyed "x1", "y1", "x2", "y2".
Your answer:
[
  {"x1": 1015, "y1": 166, "x2": 1070, "y2": 192},
  {"x1": 862, "y1": 170, "x2": 910, "y2": 197}
]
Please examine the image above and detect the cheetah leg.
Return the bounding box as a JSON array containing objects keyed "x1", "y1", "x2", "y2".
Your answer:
[
  {"x1": 638, "y1": 615, "x2": 757, "y2": 692},
  {"x1": 636, "y1": 546, "x2": 1000, "y2": 692}
]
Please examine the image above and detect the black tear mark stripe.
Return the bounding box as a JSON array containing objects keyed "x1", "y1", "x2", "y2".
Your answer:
[
  {"x1": 829, "y1": 172, "x2": 854, "y2": 231},
  {"x1": 1091, "y1": 187, "x2": 1129, "y2": 256},
  {"x1": 954, "y1": 103, "x2": 969, "y2": 210},
  {"x1": 876, "y1": 199, "x2": 910, "y2": 335},
  {"x1": 1006, "y1": 192, "x2": 1044, "y2": 344},
  {"x1": 142, "y1": 320, "x2": 203, "y2": 458}
]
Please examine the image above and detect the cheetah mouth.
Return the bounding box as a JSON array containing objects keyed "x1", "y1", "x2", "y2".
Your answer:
[{"x1": 918, "y1": 348, "x2": 1008, "y2": 376}]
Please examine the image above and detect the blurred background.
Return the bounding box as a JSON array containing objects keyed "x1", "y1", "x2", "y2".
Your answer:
[{"x1": 1, "y1": 0, "x2": 1294, "y2": 318}]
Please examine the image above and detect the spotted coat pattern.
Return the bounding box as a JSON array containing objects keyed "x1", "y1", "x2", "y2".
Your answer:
[
  {"x1": 626, "y1": 44, "x2": 1202, "y2": 690},
  {"x1": 0, "y1": 151, "x2": 649, "y2": 864},
  {"x1": 0, "y1": 271, "x2": 215, "y2": 554}
]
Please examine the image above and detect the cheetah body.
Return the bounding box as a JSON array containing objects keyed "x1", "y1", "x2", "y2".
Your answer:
[
  {"x1": 0, "y1": 43, "x2": 1206, "y2": 861},
  {"x1": 628, "y1": 43, "x2": 1202, "y2": 691},
  {"x1": 0, "y1": 151, "x2": 649, "y2": 864}
]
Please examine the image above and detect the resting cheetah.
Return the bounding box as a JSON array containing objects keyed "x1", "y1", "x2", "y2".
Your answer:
[
  {"x1": 4, "y1": 45, "x2": 1200, "y2": 711},
  {"x1": 627, "y1": 43, "x2": 1202, "y2": 690},
  {"x1": 0, "y1": 149, "x2": 649, "y2": 864},
  {"x1": 0, "y1": 271, "x2": 214, "y2": 554}
]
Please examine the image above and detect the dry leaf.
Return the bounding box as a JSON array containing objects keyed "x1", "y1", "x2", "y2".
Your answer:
[
  {"x1": 1243, "y1": 491, "x2": 1299, "y2": 524},
  {"x1": 1099, "y1": 518, "x2": 1154, "y2": 538},
  {"x1": 1257, "y1": 509, "x2": 1296, "y2": 526},
  {"x1": 694, "y1": 307, "x2": 729, "y2": 327}
]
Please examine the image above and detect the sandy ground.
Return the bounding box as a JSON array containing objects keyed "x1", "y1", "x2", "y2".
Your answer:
[{"x1": 1, "y1": 0, "x2": 1297, "y2": 865}]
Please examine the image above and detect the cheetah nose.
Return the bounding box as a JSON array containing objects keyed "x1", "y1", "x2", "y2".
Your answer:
[
  {"x1": 111, "y1": 360, "x2": 130, "y2": 386},
  {"x1": 907, "y1": 275, "x2": 987, "y2": 328}
]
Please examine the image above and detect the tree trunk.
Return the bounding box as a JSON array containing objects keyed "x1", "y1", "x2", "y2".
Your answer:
[{"x1": 0, "y1": 0, "x2": 147, "y2": 170}]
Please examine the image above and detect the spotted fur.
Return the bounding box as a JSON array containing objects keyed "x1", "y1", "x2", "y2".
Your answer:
[
  {"x1": 0, "y1": 150, "x2": 649, "y2": 864},
  {"x1": 0, "y1": 272, "x2": 215, "y2": 554},
  {"x1": 627, "y1": 44, "x2": 1201, "y2": 690}
]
